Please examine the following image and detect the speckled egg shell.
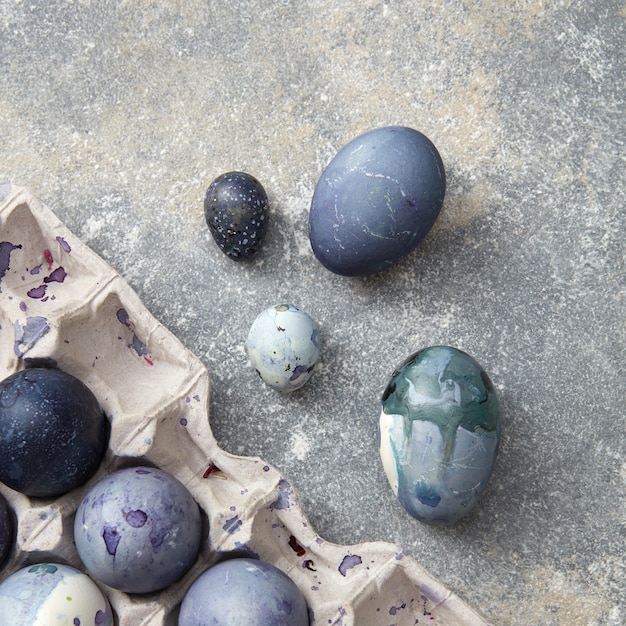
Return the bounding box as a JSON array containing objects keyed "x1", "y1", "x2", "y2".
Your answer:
[
  {"x1": 246, "y1": 304, "x2": 320, "y2": 392},
  {"x1": 178, "y1": 558, "x2": 310, "y2": 626},
  {"x1": 0, "y1": 367, "x2": 109, "y2": 498},
  {"x1": 308, "y1": 126, "x2": 445, "y2": 277},
  {"x1": 379, "y1": 346, "x2": 500, "y2": 526},
  {"x1": 0, "y1": 563, "x2": 114, "y2": 625},
  {"x1": 74, "y1": 466, "x2": 202, "y2": 594},
  {"x1": 204, "y1": 171, "x2": 269, "y2": 261}
]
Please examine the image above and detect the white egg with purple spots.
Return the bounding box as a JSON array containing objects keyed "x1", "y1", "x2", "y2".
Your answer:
[
  {"x1": 0, "y1": 562, "x2": 114, "y2": 625},
  {"x1": 246, "y1": 304, "x2": 320, "y2": 392},
  {"x1": 74, "y1": 466, "x2": 202, "y2": 594}
]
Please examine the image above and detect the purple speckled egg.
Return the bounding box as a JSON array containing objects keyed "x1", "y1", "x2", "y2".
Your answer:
[
  {"x1": 74, "y1": 466, "x2": 202, "y2": 594},
  {"x1": 178, "y1": 558, "x2": 309, "y2": 626}
]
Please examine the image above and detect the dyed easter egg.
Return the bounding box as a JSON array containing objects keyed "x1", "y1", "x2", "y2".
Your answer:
[
  {"x1": 178, "y1": 558, "x2": 309, "y2": 626},
  {"x1": 0, "y1": 493, "x2": 13, "y2": 568},
  {"x1": 204, "y1": 171, "x2": 269, "y2": 260},
  {"x1": 309, "y1": 126, "x2": 445, "y2": 277},
  {"x1": 74, "y1": 466, "x2": 202, "y2": 593},
  {"x1": 0, "y1": 562, "x2": 114, "y2": 625},
  {"x1": 0, "y1": 367, "x2": 109, "y2": 497},
  {"x1": 379, "y1": 346, "x2": 500, "y2": 526},
  {"x1": 246, "y1": 304, "x2": 320, "y2": 392}
]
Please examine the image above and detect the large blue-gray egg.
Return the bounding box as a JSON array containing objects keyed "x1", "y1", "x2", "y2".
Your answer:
[
  {"x1": 0, "y1": 563, "x2": 114, "y2": 625},
  {"x1": 74, "y1": 466, "x2": 202, "y2": 593},
  {"x1": 309, "y1": 126, "x2": 445, "y2": 277},
  {"x1": 178, "y1": 558, "x2": 309, "y2": 626},
  {"x1": 379, "y1": 346, "x2": 500, "y2": 526},
  {"x1": 246, "y1": 304, "x2": 320, "y2": 392},
  {"x1": 204, "y1": 171, "x2": 269, "y2": 261}
]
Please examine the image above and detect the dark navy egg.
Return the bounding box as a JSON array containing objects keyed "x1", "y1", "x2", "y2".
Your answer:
[
  {"x1": 204, "y1": 171, "x2": 269, "y2": 261},
  {"x1": 178, "y1": 558, "x2": 310, "y2": 626},
  {"x1": 379, "y1": 346, "x2": 500, "y2": 526},
  {"x1": 0, "y1": 493, "x2": 13, "y2": 568},
  {"x1": 0, "y1": 367, "x2": 109, "y2": 498},
  {"x1": 308, "y1": 126, "x2": 445, "y2": 277}
]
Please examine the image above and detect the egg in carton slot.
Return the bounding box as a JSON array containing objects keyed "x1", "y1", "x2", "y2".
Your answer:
[{"x1": 0, "y1": 183, "x2": 489, "y2": 625}]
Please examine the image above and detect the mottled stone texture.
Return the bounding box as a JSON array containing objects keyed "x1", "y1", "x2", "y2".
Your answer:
[{"x1": 0, "y1": 1, "x2": 623, "y2": 624}]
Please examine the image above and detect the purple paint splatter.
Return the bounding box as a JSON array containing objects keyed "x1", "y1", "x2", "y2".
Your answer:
[
  {"x1": 125, "y1": 509, "x2": 148, "y2": 528},
  {"x1": 44, "y1": 266, "x2": 67, "y2": 283},
  {"x1": 95, "y1": 610, "x2": 107, "y2": 624},
  {"x1": 117, "y1": 308, "x2": 150, "y2": 358},
  {"x1": 30, "y1": 264, "x2": 43, "y2": 275},
  {"x1": 223, "y1": 516, "x2": 242, "y2": 534},
  {"x1": 338, "y1": 554, "x2": 362, "y2": 577},
  {"x1": 0, "y1": 242, "x2": 22, "y2": 292},
  {"x1": 270, "y1": 478, "x2": 293, "y2": 510},
  {"x1": 19, "y1": 301, "x2": 27, "y2": 311},
  {"x1": 14, "y1": 316, "x2": 50, "y2": 357},
  {"x1": 103, "y1": 525, "x2": 121, "y2": 556},
  {"x1": 27, "y1": 284, "x2": 47, "y2": 299},
  {"x1": 180, "y1": 417, "x2": 188, "y2": 426},
  {"x1": 56, "y1": 236, "x2": 71, "y2": 253}
]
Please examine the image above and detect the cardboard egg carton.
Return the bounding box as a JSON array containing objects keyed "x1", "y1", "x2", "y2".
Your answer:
[{"x1": 0, "y1": 184, "x2": 489, "y2": 625}]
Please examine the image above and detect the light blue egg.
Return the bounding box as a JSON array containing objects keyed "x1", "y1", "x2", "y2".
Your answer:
[
  {"x1": 0, "y1": 563, "x2": 114, "y2": 625},
  {"x1": 246, "y1": 304, "x2": 320, "y2": 392}
]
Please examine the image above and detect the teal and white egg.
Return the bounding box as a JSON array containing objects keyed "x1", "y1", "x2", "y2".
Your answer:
[
  {"x1": 0, "y1": 562, "x2": 114, "y2": 625},
  {"x1": 379, "y1": 346, "x2": 500, "y2": 526},
  {"x1": 246, "y1": 304, "x2": 320, "y2": 392}
]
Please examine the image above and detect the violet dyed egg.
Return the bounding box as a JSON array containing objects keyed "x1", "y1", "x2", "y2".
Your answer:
[
  {"x1": 0, "y1": 563, "x2": 114, "y2": 626},
  {"x1": 178, "y1": 558, "x2": 309, "y2": 626},
  {"x1": 0, "y1": 367, "x2": 109, "y2": 497},
  {"x1": 309, "y1": 126, "x2": 445, "y2": 277},
  {"x1": 204, "y1": 171, "x2": 269, "y2": 261},
  {"x1": 74, "y1": 466, "x2": 202, "y2": 594}
]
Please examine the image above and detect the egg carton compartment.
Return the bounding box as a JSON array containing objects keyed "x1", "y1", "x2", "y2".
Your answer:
[{"x1": 0, "y1": 184, "x2": 489, "y2": 625}]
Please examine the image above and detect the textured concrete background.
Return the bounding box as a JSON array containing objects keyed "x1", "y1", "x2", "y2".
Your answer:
[{"x1": 1, "y1": 1, "x2": 624, "y2": 624}]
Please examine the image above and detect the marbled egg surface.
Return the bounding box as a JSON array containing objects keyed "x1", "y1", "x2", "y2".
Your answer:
[
  {"x1": 0, "y1": 562, "x2": 114, "y2": 626},
  {"x1": 246, "y1": 304, "x2": 320, "y2": 392},
  {"x1": 74, "y1": 466, "x2": 202, "y2": 594},
  {"x1": 379, "y1": 346, "x2": 500, "y2": 526},
  {"x1": 0, "y1": 493, "x2": 13, "y2": 568},
  {"x1": 178, "y1": 558, "x2": 309, "y2": 626},
  {"x1": 308, "y1": 126, "x2": 445, "y2": 277},
  {"x1": 204, "y1": 171, "x2": 269, "y2": 261},
  {"x1": 0, "y1": 367, "x2": 109, "y2": 498}
]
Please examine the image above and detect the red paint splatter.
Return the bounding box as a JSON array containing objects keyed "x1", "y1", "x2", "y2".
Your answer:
[
  {"x1": 144, "y1": 356, "x2": 154, "y2": 366},
  {"x1": 203, "y1": 463, "x2": 221, "y2": 478},
  {"x1": 44, "y1": 249, "x2": 53, "y2": 270},
  {"x1": 289, "y1": 535, "x2": 306, "y2": 557}
]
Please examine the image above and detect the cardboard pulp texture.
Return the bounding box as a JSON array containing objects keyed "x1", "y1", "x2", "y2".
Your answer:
[{"x1": 0, "y1": 185, "x2": 489, "y2": 625}]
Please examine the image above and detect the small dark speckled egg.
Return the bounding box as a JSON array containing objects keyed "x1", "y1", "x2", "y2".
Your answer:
[
  {"x1": 204, "y1": 171, "x2": 269, "y2": 261},
  {"x1": 309, "y1": 126, "x2": 446, "y2": 277}
]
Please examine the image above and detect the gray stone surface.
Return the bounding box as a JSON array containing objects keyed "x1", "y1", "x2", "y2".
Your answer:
[{"x1": 1, "y1": 1, "x2": 624, "y2": 624}]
